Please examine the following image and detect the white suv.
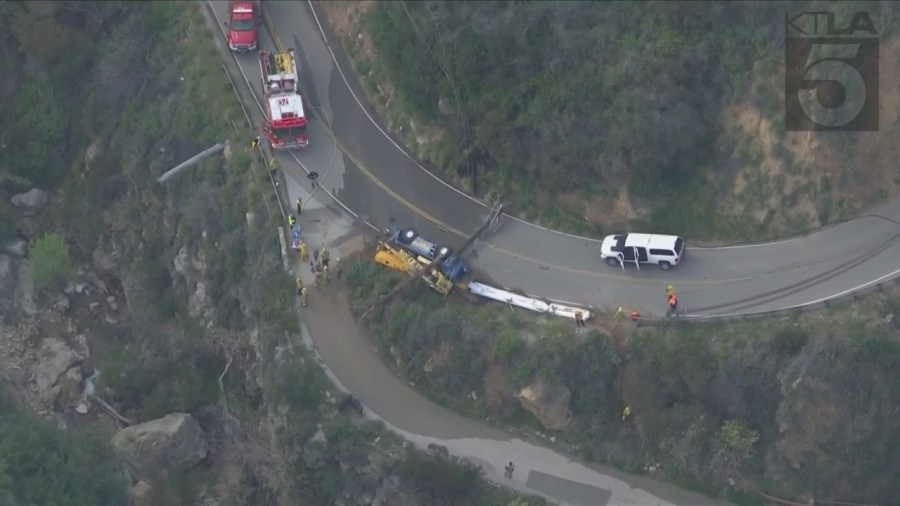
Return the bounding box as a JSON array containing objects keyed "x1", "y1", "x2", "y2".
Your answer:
[{"x1": 600, "y1": 233, "x2": 685, "y2": 270}]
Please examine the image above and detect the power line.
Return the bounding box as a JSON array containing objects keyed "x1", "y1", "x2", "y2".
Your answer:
[{"x1": 399, "y1": 1, "x2": 478, "y2": 192}]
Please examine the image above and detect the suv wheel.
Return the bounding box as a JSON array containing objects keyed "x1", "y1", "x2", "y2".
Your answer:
[
  {"x1": 605, "y1": 257, "x2": 620, "y2": 267},
  {"x1": 659, "y1": 261, "x2": 672, "y2": 271}
]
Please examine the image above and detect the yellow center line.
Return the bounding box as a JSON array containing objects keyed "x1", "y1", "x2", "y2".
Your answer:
[{"x1": 261, "y1": 9, "x2": 766, "y2": 287}]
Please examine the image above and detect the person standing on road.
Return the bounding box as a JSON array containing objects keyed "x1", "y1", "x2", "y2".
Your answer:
[
  {"x1": 295, "y1": 197, "x2": 302, "y2": 216},
  {"x1": 574, "y1": 309, "x2": 586, "y2": 330},
  {"x1": 300, "y1": 286, "x2": 309, "y2": 307},
  {"x1": 299, "y1": 242, "x2": 309, "y2": 263},
  {"x1": 668, "y1": 294, "x2": 678, "y2": 314},
  {"x1": 622, "y1": 405, "x2": 632, "y2": 421},
  {"x1": 334, "y1": 258, "x2": 343, "y2": 279},
  {"x1": 614, "y1": 307, "x2": 625, "y2": 326},
  {"x1": 321, "y1": 246, "x2": 330, "y2": 269},
  {"x1": 295, "y1": 276, "x2": 304, "y2": 295},
  {"x1": 504, "y1": 462, "x2": 515, "y2": 479}
]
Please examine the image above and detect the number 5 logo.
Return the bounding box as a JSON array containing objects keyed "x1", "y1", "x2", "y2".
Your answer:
[{"x1": 797, "y1": 43, "x2": 867, "y2": 128}]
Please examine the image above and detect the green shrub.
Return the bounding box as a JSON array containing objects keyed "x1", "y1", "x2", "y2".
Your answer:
[
  {"x1": 0, "y1": 410, "x2": 127, "y2": 505},
  {"x1": 29, "y1": 232, "x2": 76, "y2": 291}
]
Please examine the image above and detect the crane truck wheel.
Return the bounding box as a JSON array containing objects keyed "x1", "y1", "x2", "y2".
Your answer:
[
  {"x1": 399, "y1": 228, "x2": 418, "y2": 244},
  {"x1": 605, "y1": 257, "x2": 620, "y2": 266}
]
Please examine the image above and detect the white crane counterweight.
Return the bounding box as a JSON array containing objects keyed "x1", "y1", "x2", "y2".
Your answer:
[{"x1": 259, "y1": 49, "x2": 309, "y2": 150}]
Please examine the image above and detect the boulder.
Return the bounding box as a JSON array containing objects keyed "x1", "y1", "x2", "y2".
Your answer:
[
  {"x1": 34, "y1": 337, "x2": 86, "y2": 402},
  {"x1": 112, "y1": 413, "x2": 208, "y2": 479},
  {"x1": 91, "y1": 242, "x2": 119, "y2": 274},
  {"x1": 10, "y1": 188, "x2": 48, "y2": 211},
  {"x1": 516, "y1": 378, "x2": 573, "y2": 431},
  {"x1": 2, "y1": 238, "x2": 28, "y2": 258}
]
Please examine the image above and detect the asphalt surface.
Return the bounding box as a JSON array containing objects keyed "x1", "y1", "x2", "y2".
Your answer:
[
  {"x1": 216, "y1": 0, "x2": 900, "y2": 318},
  {"x1": 205, "y1": 1, "x2": 900, "y2": 504},
  {"x1": 283, "y1": 158, "x2": 730, "y2": 506}
]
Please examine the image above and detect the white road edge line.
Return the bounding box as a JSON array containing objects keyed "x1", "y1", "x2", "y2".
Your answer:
[
  {"x1": 686, "y1": 267, "x2": 900, "y2": 319},
  {"x1": 236, "y1": 1, "x2": 899, "y2": 320},
  {"x1": 304, "y1": 0, "x2": 900, "y2": 256},
  {"x1": 209, "y1": 0, "x2": 376, "y2": 232},
  {"x1": 303, "y1": 0, "x2": 618, "y2": 245}
]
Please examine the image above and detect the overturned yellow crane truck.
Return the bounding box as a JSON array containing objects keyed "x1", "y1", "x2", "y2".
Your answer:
[{"x1": 373, "y1": 242, "x2": 455, "y2": 296}]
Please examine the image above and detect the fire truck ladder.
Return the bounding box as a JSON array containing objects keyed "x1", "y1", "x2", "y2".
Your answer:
[{"x1": 274, "y1": 52, "x2": 293, "y2": 74}]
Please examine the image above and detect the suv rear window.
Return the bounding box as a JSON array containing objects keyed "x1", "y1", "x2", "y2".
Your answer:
[
  {"x1": 649, "y1": 248, "x2": 674, "y2": 256},
  {"x1": 675, "y1": 238, "x2": 684, "y2": 254}
]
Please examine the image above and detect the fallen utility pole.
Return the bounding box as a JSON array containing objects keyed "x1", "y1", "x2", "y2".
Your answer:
[
  {"x1": 157, "y1": 143, "x2": 227, "y2": 184},
  {"x1": 361, "y1": 199, "x2": 503, "y2": 320}
]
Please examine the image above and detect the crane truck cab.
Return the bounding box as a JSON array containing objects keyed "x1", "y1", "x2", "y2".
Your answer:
[
  {"x1": 226, "y1": 1, "x2": 259, "y2": 54},
  {"x1": 600, "y1": 233, "x2": 685, "y2": 270},
  {"x1": 385, "y1": 226, "x2": 471, "y2": 283}
]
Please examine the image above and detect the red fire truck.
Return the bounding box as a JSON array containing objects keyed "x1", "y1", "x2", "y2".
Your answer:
[{"x1": 259, "y1": 49, "x2": 309, "y2": 150}]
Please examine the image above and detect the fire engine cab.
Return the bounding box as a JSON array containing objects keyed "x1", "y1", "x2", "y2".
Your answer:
[
  {"x1": 226, "y1": 1, "x2": 259, "y2": 54},
  {"x1": 259, "y1": 49, "x2": 309, "y2": 150}
]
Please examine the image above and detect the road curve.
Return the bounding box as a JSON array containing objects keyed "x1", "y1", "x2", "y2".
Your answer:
[
  {"x1": 205, "y1": 1, "x2": 900, "y2": 504},
  {"x1": 221, "y1": 0, "x2": 900, "y2": 318}
]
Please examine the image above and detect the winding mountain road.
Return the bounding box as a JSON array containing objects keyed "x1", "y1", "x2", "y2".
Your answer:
[
  {"x1": 218, "y1": 0, "x2": 900, "y2": 318},
  {"x1": 205, "y1": 1, "x2": 900, "y2": 504}
]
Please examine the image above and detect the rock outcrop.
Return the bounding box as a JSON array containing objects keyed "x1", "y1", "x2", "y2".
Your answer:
[
  {"x1": 10, "y1": 188, "x2": 48, "y2": 212},
  {"x1": 173, "y1": 246, "x2": 213, "y2": 325},
  {"x1": 33, "y1": 336, "x2": 89, "y2": 407},
  {"x1": 113, "y1": 413, "x2": 209, "y2": 479},
  {"x1": 516, "y1": 377, "x2": 573, "y2": 431}
]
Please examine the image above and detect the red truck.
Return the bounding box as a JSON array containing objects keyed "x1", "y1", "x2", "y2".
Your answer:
[
  {"x1": 259, "y1": 49, "x2": 309, "y2": 149},
  {"x1": 226, "y1": 1, "x2": 259, "y2": 54}
]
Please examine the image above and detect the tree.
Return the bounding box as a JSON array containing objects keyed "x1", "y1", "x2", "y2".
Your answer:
[
  {"x1": 398, "y1": 451, "x2": 483, "y2": 506},
  {"x1": 29, "y1": 232, "x2": 76, "y2": 291},
  {"x1": 712, "y1": 419, "x2": 760, "y2": 480}
]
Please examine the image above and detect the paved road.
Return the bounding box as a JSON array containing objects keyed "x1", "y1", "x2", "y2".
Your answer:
[
  {"x1": 205, "y1": 1, "x2": 900, "y2": 504},
  {"x1": 282, "y1": 167, "x2": 731, "y2": 506},
  {"x1": 215, "y1": 0, "x2": 900, "y2": 318}
]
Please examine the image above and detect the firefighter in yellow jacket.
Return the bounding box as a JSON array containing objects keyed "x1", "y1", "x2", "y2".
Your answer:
[
  {"x1": 299, "y1": 242, "x2": 309, "y2": 263},
  {"x1": 300, "y1": 286, "x2": 309, "y2": 307}
]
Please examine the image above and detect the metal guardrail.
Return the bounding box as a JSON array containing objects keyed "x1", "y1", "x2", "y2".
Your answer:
[
  {"x1": 211, "y1": 0, "x2": 899, "y2": 326},
  {"x1": 635, "y1": 276, "x2": 900, "y2": 328},
  {"x1": 204, "y1": 1, "x2": 287, "y2": 224}
]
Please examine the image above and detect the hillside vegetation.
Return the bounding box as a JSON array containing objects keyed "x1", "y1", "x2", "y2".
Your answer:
[
  {"x1": 348, "y1": 260, "x2": 900, "y2": 505},
  {"x1": 327, "y1": 1, "x2": 900, "y2": 241},
  {"x1": 0, "y1": 2, "x2": 544, "y2": 505}
]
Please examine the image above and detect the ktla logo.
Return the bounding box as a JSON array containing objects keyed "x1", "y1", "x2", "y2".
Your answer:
[{"x1": 785, "y1": 11, "x2": 879, "y2": 131}]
